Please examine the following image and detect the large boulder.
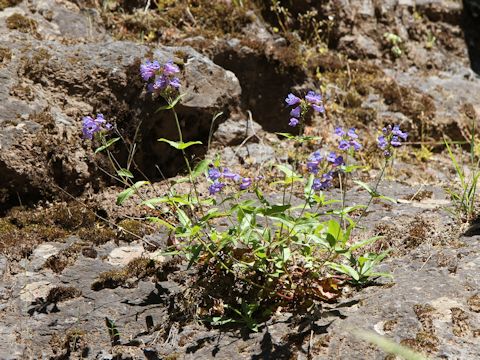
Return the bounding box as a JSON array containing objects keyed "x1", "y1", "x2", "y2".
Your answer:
[{"x1": 0, "y1": 0, "x2": 241, "y2": 209}]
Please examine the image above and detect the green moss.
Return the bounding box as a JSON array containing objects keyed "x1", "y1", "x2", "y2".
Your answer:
[
  {"x1": 78, "y1": 226, "x2": 116, "y2": 245},
  {"x1": 0, "y1": 47, "x2": 12, "y2": 65},
  {"x1": 46, "y1": 286, "x2": 81, "y2": 303},
  {"x1": 102, "y1": 0, "x2": 253, "y2": 42},
  {"x1": 117, "y1": 219, "x2": 153, "y2": 242},
  {"x1": 6, "y1": 13, "x2": 38, "y2": 34},
  {"x1": 43, "y1": 243, "x2": 82, "y2": 273},
  {"x1": 0, "y1": 0, "x2": 21, "y2": 10},
  {"x1": 51, "y1": 204, "x2": 96, "y2": 231},
  {"x1": 91, "y1": 258, "x2": 157, "y2": 290},
  {"x1": 0, "y1": 219, "x2": 67, "y2": 259}
]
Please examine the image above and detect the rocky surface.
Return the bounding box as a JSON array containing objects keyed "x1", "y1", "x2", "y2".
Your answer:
[
  {"x1": 0, "y1": 0, "x2": 241, "y2": 209},
  {"x1": 0, "y1": 0, "x2": 480, "y2": 359},
  {"x1": 0, "y1": 183, "x2": 478, "y2": 359}
]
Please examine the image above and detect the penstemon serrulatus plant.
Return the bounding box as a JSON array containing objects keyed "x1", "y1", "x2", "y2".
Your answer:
[{"x1": 82, "y1": 59, "x2": 408, "y2": 331}]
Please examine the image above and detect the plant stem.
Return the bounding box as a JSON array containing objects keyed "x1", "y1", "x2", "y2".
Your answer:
[{"x1": 355, "y1": 159, "x2": 389, "y2": 228}]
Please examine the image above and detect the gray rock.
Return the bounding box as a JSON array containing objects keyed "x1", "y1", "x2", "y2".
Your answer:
[{"x1": 213, "y1": 116, "x2": 262, "y2": 146}]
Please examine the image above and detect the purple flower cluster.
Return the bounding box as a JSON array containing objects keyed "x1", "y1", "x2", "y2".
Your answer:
[
  {"x1": 207, "y1": 167, "x2": 254, "y2": 195},
  {"x1": 82, "y1": 113, "x2": 112, "y2": 140},
  {"x1": 140, "y1": 60, "x2": 181, "y2": 94},
  {"x1": 335, "y1": 127, "x2": 361, "y2": 152},
  {"x1": 377, "y1": 125, "x2": 408, "y2": 157},
  {"x1": 285, "y1": 90, "x2": 325, "y2": 127},
  {"x1": 306, "y1": 150, "x2": 344, "y2": 191}
]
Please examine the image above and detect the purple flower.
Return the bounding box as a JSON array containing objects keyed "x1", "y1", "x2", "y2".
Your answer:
[
  {"x1": 140, "y1": 60, "x2": 160, "y2": 81},
  {"x1": 326, "y1": 151, "x2": 337, "y2": 163},
  {"x1": 390, "y1": 136, "x2": 402, "y2": 147},
  {"x1": 82, "y1": 116, "x2": 98, "y2": 140},
  {"x1": 377, "y1": 135, "x2": 388, "y2": 149},
  {"x1": 289, "y1": 118, "x2": 299, "y2": 127},
  {"x1": 285, "y1": 93, "x2": 301, "y2": 106},
  {"x1": 240, "y1": 177, "x2": 252, "y2": 190},
  {"x1": 82, "y1": 114, "x2": 112, "y2": 140},
  {"x1": 338, "y1": 140, "x2": 350, "y2": 151},
  {"x1": 347, "y1": 128, "x2": 358, "y2": 139},
  {"x1": 222, "y1": 168, "x2": 241, "y2": 182},
  {"x1": 208, "y1": 168, "x2": 222, "y2": 181},
  {"x1": 153, "y1": 75, "x2": 169, "y2": 91},
  {"x1": 378, "y1": 124, "x2": 407, "y2": 156},
  {"x1": 392, "y1": 125, "x2": 408, "y2": 140},
  {"x1": 312, "y1": 178, "x2": 322, "y2": 191},
  {"x1": 312, "y1": 171, "x2": 334, "y2": 191},
  {"x1": 305, "y1": 91, "x2": 322, "y2": 105},
  {"x1": 310, "y1": 151, "x2": 323, "y2": 162},
  {"x1": 312, "y1": 104, "x2": 325, "y2": 113},
  {"x1": 307, "y1": 151, "x2": 323, "y2": 174},
  {"x1": 141, "y1": 59, "x2": 181, "y2": 94},
  {"x1": 290, "y1": 106, "x2": 301, "y2": 118},
  {"x1": 351, "y1": 140, "x2": 362, "y2": 151},
  {"x1": 169, "y1": 77, "x2": 181, "y2": 89},
  {"x1": 209, "y1": 181, "x2": 225, "y2": 195},
  {"x1": 163, "y1": 60, "x2": 180, "y2": 76},
  {"x1": 335, "y1": 127, "x2": 345, "y2": 137},
  {"x1": 333, "y1": 155, "x2": 344, "y2": 167}
]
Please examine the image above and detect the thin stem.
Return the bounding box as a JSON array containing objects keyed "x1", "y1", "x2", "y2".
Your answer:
[
  {"x1": 170, "y1": 105, "x2": 206, "y2": 218},
  {"x1": 355, "y1": 159, "x2": 389, "y2": 228}
]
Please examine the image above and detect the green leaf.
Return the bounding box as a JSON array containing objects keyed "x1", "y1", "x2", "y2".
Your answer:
[
  {"x1": 155, "y1": 93, "x2": 186, "y2": 112},
  {"x1": 276, "y1": 164, "x2": 301, "y2": 179},
  {"x1": 354, "y1": 180, "x2": 379, "y2": 197},
  {"x1": 378, "y1": 195, "x2": 397, "y2": 204},
  {"x1": 116, "y1": 181, "x2": 149, "y2": 205},
  {"x1": 158, "y1": 138, "x2": 203, "y2": 150},
  {"x1": 191, "y1": 159, "x2": 210, "y2": 179},
  {"x1": 187, "y1": 244, "x2": 203, "y2": 269},
  {"x1": 349, "y1": 236, "x2": 382, "y2": 252},
  {"x1": 352, "y1": 331, "x2": 427, "y2": 360},
  {"x1": 327, "y1": 262, "x2": 359, "y2": 281},
  {"x1": 147, "y1": 216, "x2": 175, "y2": 230},
  {"x1": 275, "y1": 132, "x2": 295, "y2": 139},
  {"x1": 444, "y1": 137, "x2": 465, "y2": 186},
  {"x1": 117, "y1": 168, "x2": 133, "y2": 178},
  {"x1": 141, "y1": 196, "x2": 190, "y2": 209},
  {"x1": 95, "y1": 137, "x2": 120, "y2": 154},
  {"x1": 282, "y1": 247, "x2": 291, "y2": 262},
  {"x1": 176, "y1": 208, "x2": 191, "y2": 227}
]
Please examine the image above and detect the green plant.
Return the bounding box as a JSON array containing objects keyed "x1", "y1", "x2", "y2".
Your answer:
[
  {"x1": 83, "y1": 60, "x2": 409, "y2": 331},
  {"x1": 269, "y1": 0, "x2": 291, "y2": 34},
  {"x1": 384, "y1": 32, "x2": 403, "y2": 58},
  {"x1": 444, "y1": 126, "x2": 480, "y2": 220},
  {"x1": 425, "y1": 31, "x2": 436, "y2": 50}
]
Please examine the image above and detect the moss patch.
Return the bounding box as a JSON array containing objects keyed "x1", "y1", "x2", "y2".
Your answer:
[
  {"x1": 0, "y1": 47, "x2": 12, "y2": 66},
  {"x1": 102, "y1": 0, "x2": 253, "y2": 42},
  {"x1": 78, "y1": 226, "x2": 115, "y2": 245},
  {"x1": 6, "y1": 13, "x2": 38, "y2": 35},
  {"x1": 0, "y1": 0, "x2": 21, "y2": 10},
  {"x1": 91, "y1": 258, "x2": 158, "y2": 290},
  {"x1": 0, "y1": 203, "x2": 100, "y2": 259},
  {"x1": 46, "y1": 286, "x2": 81, "y2": 303},
  {"x1": 117, "y1": 219, "x2": 153, "y2": 242},
  {"x1": 43, "y1": 243, "x2": 82, "y2": 273}
]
